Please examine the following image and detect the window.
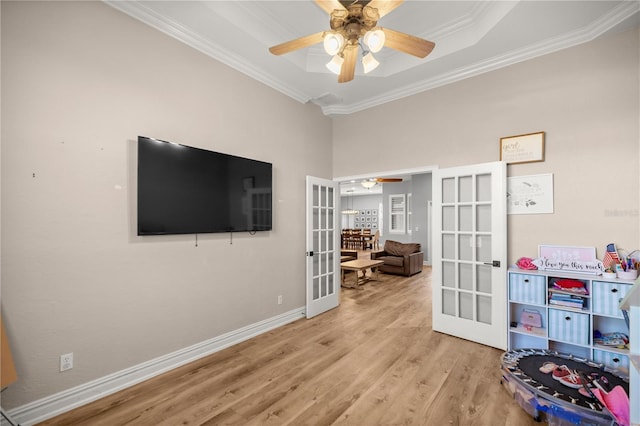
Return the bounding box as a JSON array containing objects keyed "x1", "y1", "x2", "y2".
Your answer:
[{"x1": 389, "y1": 194, "x2": 405, "y2": 234}]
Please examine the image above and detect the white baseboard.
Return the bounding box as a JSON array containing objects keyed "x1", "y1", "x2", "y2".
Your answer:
[{"x1": 4, "y1": 307, "x2": 306, "y2": 426}]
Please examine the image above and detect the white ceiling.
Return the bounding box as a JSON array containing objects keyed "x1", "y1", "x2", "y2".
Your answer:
[
  {"x1": 106, "y1": 1, "x2": 639, "y2": 116},
  {"x1": 341, "y1": 180, "x2": 384, "y2": 196}
]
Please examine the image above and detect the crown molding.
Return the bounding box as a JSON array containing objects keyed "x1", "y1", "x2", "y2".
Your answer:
[
  {"x1": 323, "y1": 1, "x2": 639, "y2": 116},
  {"x1": 104, "y1": 1, "x2": 638, "y2": 117},
  {"x1": 103, "y1": 0, "x2": 313, "y2": 104}
]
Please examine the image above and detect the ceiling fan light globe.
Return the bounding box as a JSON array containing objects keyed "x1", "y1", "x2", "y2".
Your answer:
[
  {"x1": 361, "y1": 180, "x2": 377, "y2": 189},
  {"x1": 326, "y1": 55, "x2": 344, "y2": 75},
  {"x1": 362, "y1": 52, "x2": 380, "y2": 74},
  {"x1": 323, "y1": 32, "x2": 345, "y2": 56},
  {"x1": 364, "y1": 29, "x2": 385, "y2": 53}
]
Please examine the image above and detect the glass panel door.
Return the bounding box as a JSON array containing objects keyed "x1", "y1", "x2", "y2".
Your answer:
[
  {"x1": 306, "y1": 176, "x2": 340, "y2": 318},
  {"x1": 432, "y1": 162, "x2": 507, "y2": 349}
]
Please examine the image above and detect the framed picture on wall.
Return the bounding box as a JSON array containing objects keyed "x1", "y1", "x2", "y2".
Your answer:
[
  {"x1": 366, "y1": 217, "x2": 371, "y2": 222},
  {"x1": 366, "y1": 223, "x2": 371, "y2": 228},
  {"x1": 372, "y1": 216, "x2": 377, "y2": 222},
  {"x1": 507, "y1": 173, "x2": 554, "y2": 214},
  {"x1": 359, "y1": 216, "x2": 365, "y2": 222},
  {"x1": 500, "y1": 131, "x2": 545, "y2": 164},
  {"x1": 371, "y1": 223, "x2": 377, "y2": 229},
  {"x1": 366, "y1": 210, "x2": 372, "y2": 215},
  {"x1": 354, "y1": 216, "x2": 359, "y2": 223},
  {"x1": 372, "y1": 209, "x2": 377, "y2": 215}
]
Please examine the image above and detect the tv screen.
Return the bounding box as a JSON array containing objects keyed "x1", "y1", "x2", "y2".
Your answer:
[{"x1": 137, "y1": 136, "x2": 272, "y2": 235}]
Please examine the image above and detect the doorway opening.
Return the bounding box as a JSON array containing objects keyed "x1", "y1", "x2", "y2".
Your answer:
[{"x1": 334, "y1": 165, "x2": 437, "y2": 266}]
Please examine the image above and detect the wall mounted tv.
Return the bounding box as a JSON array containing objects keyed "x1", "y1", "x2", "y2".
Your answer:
[{"x1": 137, "y1": 136, "x2": 272, "y2": 235}]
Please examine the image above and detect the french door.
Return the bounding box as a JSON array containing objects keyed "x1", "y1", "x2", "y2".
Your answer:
[
  {"x1": 306, "y1": 176, "x2": 340, "y2": 318},
  {"x1": 432, "y1": 162, "x2": 507, "y2": 349}
]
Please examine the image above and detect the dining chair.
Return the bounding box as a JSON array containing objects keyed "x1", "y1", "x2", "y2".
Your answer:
[{"x1": 365, "y1": 230, "x2": 380, "y2": 250}]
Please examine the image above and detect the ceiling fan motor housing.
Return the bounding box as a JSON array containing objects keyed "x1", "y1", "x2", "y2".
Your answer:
[{"x1": 330, "y1": 5, "x2": 380, "y2": 46}]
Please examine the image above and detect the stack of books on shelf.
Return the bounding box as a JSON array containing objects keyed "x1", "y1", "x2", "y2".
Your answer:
[
  {"x1": 549, "y1": 292, "x2": 585, "y2": 309},
  {"x1": 549, "y1": 278, "x2": 588, "y2": 309}
]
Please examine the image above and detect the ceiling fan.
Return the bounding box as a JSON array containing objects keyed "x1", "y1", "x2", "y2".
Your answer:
[
  {"x1": 268, "y1": 0, "x2": 435, "y2": 83},
  {"x1": 361, "y1": 177, "x2": 402, "y2": 188}
]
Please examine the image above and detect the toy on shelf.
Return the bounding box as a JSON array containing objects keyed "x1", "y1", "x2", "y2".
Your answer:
[{"x1": 602, "y1": 244, "x2": 638, "y2": 280}]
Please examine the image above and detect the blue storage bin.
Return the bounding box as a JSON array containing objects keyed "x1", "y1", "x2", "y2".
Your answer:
[
  {"x1": 593, "y1": 349, "x2": 629, "y2": 373},
  {"x1": 592, "y1": 281, "x2": 631, "y2": 317},
  {"x1": 548, "y1": 309, "x2": 589, "y2": 346},
  {"x1": 509, "y1": 273, "x2": 546, "y2": 305}
]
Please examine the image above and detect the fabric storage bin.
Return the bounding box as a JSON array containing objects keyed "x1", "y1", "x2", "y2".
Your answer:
[
  {"x1": 509, "y1": 273, "x2": 546, "y2": 305},
  {"x1": 548, "y1": 309, "x2": 589, "y2": 345},
  {"x1": 592, "y1": 281, "x2": 631, "y2": 317},
  {"x1": 593, "y1": 349, "x2": 630, "y2": 372}
]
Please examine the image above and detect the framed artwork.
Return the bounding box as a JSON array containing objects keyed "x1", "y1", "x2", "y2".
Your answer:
[
  {"x1": 372, "y1": 209, "x2": 377, "y2": 215},
  {"x1": 366, "y1": 223, "x2": 371, "y2": 228},
  {"x1": 366, "y1": 210, "x2": 372, "y2": 215},
  {"x1": 371, "y1": 223, "x2": 377, "y2": 229},
  {"x1": 359, "y1": 216, "x2": 365, "y2": 222},
  {"x1": 507, "y1": 174, "x2": 553, "y2": 214},
  {"x1": 354, "y1": 216, "x2": 359, "y2": 223},
  {"x1": 372, "y1": 216, "x2": 377, "y2": 222},
  {"x1": 500, "y1": 131, "x2": 545, "y2": 164}
]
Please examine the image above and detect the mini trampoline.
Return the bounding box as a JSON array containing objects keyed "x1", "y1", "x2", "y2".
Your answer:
[{"x1": 501, "y1": 349, "x2": 629, "y2": 425}]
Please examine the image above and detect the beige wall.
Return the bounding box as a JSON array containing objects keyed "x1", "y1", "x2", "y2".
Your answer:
[
  {"x1": 1, "y1": 1, "x2": 332, "y2": 408},
  {"x1": 333, "y1": 28, "x2": 640, "y2": 263}
]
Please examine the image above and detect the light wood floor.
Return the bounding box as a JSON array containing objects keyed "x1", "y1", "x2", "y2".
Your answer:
[{"x1": 40, "y1": 266, "x2": 536, "y2": 426}]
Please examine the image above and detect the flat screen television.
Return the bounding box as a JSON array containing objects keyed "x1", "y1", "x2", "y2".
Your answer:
[{"x1": 137, "y1": 136, "x2": 272, "y2": 235}]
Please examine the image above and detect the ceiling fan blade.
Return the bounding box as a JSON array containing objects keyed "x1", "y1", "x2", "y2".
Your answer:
[
  {"x1": 381, "y1": 28, "x2": 435, "y2": 58},
  {"x1": 269, "y1": 32, "x2": 325, "y2": 56},
  {"x1": 315, "y1": 0, "x2": 346, "y2": 15},
  {"x1": 366, "y1": 0, "x2": 404, "y2": 18},
  {"x1": 376, "y1": 178, "x2": 403, "y2": 182},
  {"x1": 338, "y1": 44, "x2": 358, "y2": 83}
]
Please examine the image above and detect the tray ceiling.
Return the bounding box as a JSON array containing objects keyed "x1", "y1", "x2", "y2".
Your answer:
[{"x1": 105, "y1": 1, "x2": 639, "y2": 116}]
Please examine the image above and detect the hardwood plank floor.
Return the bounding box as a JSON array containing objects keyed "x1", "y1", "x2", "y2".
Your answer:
[{"x1": 39, "y1": 266, "x2": 536, "y2": 426}]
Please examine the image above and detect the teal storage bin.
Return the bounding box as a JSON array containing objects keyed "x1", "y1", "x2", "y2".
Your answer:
[{"x1": 510, "y1": 273, "x2": 546, "y2": 305}]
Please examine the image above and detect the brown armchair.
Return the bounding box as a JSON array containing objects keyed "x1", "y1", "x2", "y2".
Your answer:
[{"x1": 370, "y1": 240, "x2": 424, "y2": 277}]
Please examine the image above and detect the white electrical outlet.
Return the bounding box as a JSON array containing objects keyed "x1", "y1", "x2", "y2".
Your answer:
[
  {"x1": 60, "y1": 353, "x2": 73, "y2": 372},
  {"x1": 277, "y1": 295, "x2": 283, "y2": 305}
]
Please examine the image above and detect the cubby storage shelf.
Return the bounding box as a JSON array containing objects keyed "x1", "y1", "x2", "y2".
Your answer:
[
  {"x1": 510, "y1": 325, "x2": 546, "y2": 338},
  {"x1": 508, "y1": 267, "x2": 634, "y2": 376},
  {"x1": 547, "y1": 304, "x2": 589, "y2": 313},
  {"x1": 592, "y1": 343, "x2": 629, "y2": 355}
]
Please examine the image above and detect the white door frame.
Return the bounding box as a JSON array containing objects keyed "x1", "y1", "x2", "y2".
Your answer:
[
  {"x1": 306, "y1": 176, "x2": 341, "y2": 318},
  {"x1": 334, "y1": 164, "x2": 438, "y2": 255},
  {"x1": 334, "y1": 165, "x2": 438, "y2": 185}
]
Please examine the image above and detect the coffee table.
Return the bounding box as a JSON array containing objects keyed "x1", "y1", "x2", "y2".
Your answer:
[{"x1": 341, "y1": 259, "x2": 384, "y2": 288}]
